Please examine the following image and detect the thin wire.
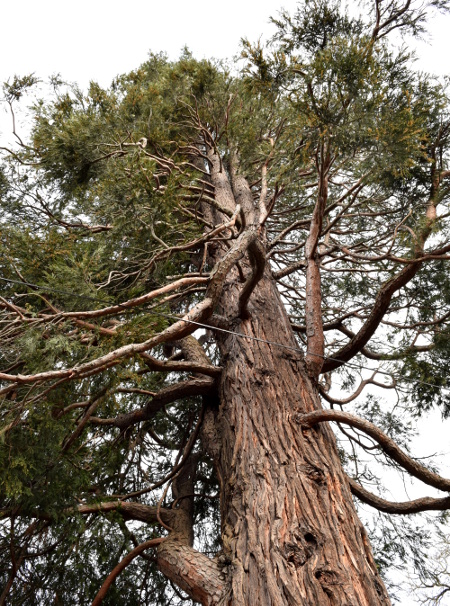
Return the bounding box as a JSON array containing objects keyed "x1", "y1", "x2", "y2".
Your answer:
[{"x1": 0, "y1": 275, "x2": 448, "y2": 394}]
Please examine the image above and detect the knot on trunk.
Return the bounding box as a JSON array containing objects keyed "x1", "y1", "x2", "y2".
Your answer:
[
  {"x1": 313, "y1": 567, "x2": 343, "y2": 595},
  {"x1": 302, "y1": 463, "x2": 326, "y2": 485},
  {"x1": 284, "y1": 530, "x2": 320, "y2": 567}
]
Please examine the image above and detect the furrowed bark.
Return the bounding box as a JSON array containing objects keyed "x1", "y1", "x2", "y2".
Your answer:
[
  {"x1": 209, "y1": 269, "x2": 390, "y2": 605},
  {"x1": 180, "y1": 158, "x2": 392, "y2": 605}
]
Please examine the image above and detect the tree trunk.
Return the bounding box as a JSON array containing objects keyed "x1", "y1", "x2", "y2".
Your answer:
[
  {"x1": 203, "y1": 269, "x2": 391, "y2": 606},
  {"x1": 156, "y1": 153, "x2": 391, "y2": 604}
]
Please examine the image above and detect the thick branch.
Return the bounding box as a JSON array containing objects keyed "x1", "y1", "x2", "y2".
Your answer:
[
  {"x1": 239, "y1": 239, "x2": 266, "y2": 319},
  {"x1": 207, "y1": 226, "x2": 256, "y2": 303},
  {"x1": 298, "y1": 409, "x2": 450, "y2": 492},
  {"x1": 76, "y1": 500, "x2": 176, "y2": 526},
  {"x1": 347, "y1": 475, "x2": 450, "y2": 514},
  {"x1": 304, "y1": 198, "x2": 326, "y2": 376},
  {"x1": 157, "y1": 542, "x2": 225, "y2": 606},
  {"x1": 140, "y1": 352, "x2": 221, "y2": 378},
  {"x1": 273, "y1": 259, "x2": 306, "y2": 280},
  {"x1": 207, "y1": 149, "x2": 236, "y2": 215}
]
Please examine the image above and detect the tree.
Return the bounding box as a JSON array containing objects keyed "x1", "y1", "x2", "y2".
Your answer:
[{"x1": 1, "y1": 0, "x2": 450, "y2": 604}]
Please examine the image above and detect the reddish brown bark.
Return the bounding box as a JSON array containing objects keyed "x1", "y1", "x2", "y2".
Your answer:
[
  {"x1": 198, "y1": 270, "x2": 391, "y2": 605},
  {"x1": 156, "y1": 154, "x2": 391, "y2": 606},
  {"x1": 92, "y1": 538, "x2": 166, "y2": 606}
]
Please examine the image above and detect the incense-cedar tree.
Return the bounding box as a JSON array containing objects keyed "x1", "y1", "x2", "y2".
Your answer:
[{"x1": 1, "y1": 1, "x2": 450, "y2": 604}]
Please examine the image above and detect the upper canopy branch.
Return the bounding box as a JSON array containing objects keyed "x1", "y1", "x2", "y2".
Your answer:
[
  {"x1": 320, "y1": 370, "x2": 396, "y2": 405},
  {"x1": 322, "y1": 260, "x2": 423, "y2": 373}
]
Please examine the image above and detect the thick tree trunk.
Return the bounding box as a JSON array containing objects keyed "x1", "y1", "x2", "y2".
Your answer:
[
  {"x1": 204, "y1": 270, "x2": 391, "y2": 606},
  {"x1": 157, "y1": 155, "x2": 391, "y2": 605}
]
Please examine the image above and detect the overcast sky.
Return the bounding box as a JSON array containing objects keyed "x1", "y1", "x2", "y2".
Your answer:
[{"x1": 1, "y1": 0, "x2": 449, "y2": 91}]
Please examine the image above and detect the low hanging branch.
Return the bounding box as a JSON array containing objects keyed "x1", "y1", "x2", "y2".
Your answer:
[
  {"x1": 347, "y1": 475, "x2": 450, "y2": 515},
  {"x1": 297, "y1": 409, "x2": 450, "y2": 492},
  {"x1": 91, "y1": 537, "x2": 166, "y2": 606}
]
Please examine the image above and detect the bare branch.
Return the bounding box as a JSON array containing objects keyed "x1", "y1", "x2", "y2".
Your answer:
[
  {"x1": 347, "y1": 475, "x2": 450, "y2": 514},
  {"x1": 91, "y1": 537, "x2": 166, "y2": 606},
  {"x1": 298, "y1": 409, "x2": 450, "y2": 492}
]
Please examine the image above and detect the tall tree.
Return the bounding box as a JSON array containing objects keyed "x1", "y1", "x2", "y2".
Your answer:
[{"x1": 1, "y1": 1, "x2": 450, "y2": 604}]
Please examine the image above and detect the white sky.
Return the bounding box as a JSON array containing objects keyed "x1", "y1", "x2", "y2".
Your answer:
[{"x1": 0, "y1": 0, "x2": 449, "y2": 90}]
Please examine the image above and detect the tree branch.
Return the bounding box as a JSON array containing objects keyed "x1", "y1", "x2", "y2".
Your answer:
[
  {"x1": 239, "y1": 239, "x2": 266, "y2": 319},
  {"x1": 297, "y1": 409, "x2": 450, "y2": 492},
  {"x1": 0, "y1": 296, "x2": 215, "y2": 391},
  {"x1": 347, "y1": 475, "x2": 450, "y2": 514},
  {"x1": 91, "y1": 537, "x2": 166, "y2": 606},
  {"x1": 90, "y1": 377, "x2": 216, "y2": 430},
  {"x1": 321, "y1": 261, "x2": 421, "y2": 373}
]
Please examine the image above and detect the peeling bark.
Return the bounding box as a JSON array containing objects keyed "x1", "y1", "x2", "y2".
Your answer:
[{"x1": 209, "y1": 270, "x2": 391, "y2": 606}]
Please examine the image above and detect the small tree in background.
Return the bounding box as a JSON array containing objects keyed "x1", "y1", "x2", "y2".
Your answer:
[{"x1": 1, "y1": 1, "x2": 450, "y2": 604}]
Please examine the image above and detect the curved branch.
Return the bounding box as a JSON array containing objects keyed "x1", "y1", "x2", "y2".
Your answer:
[
  {"x1": 347, "y1": 475, "x2": 450, "y2": 514},
  {"x1": 207, "y1": 225, "x2": 256, "y2": 302},
  {"x1": 320, "y1": 371, "x2": 396, "y2": 405},
  {"x1": 323, "y1": 157, "x2": 444, "y2": 374},
  {"x1": 90, "y1": 377, "x2": 216, "y2": 430},
  {"x1": 322, "y1": 261, "x2": 420, "y2": 373},
  {"x1": 239, "y1": 239, "x2": 266, "y2": 319},
  {"x1": 91, "y1": 537, "x2": 166, "y2": 606},
  {"x1": 297, "y1": 409, "x2": 450, "y2": 492}
]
